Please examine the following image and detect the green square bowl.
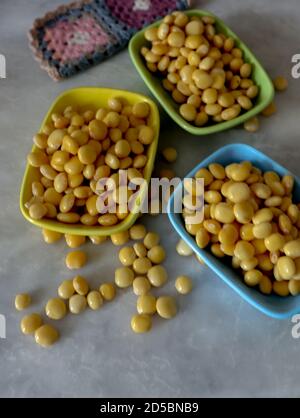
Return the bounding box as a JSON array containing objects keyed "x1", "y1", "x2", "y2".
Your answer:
[{"x1": 129, "y1": 9, "x2": 275, "y2": 135}]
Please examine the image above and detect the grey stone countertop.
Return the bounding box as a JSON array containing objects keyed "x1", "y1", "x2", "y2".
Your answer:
[{"x1": 0, "y1": 0, "x2": 300, "y2": 398}]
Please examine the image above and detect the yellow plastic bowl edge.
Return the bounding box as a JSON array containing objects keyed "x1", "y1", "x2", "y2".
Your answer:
[{"x1": 19, "y1": 87, "x2": 160, "y2": 236}]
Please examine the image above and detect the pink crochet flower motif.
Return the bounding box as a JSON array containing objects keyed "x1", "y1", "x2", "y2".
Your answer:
[
  {"x1": 106, "y1": 0, "x2": 177, "y2": 29},
  {"x1": 44, "y1": 16, "x2": 110, "y2": 63}
]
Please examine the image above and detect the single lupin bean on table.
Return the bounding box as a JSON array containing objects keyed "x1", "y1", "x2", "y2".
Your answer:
[
  {"x1": 69, "y1": 294, "x2": 87, "y2": 314},
  {"x1": 162, "y1": 147, "x2": 178, "y2": 163},
  {"x1": 73, "y1": 275, "x2": 89, "y2": 295},
  {"x1": 42, "y1": 229, "x2": 62, "y2": 244},
  {"x1": 65, "y1": 234, "x2": 86, "y2": 248},
  {"x1": 15, "y1": 293, "x2": 31, "y2": 311},
  {"x1": 156, "y1": 296, "x2": 178, "y2": 319},
  {"x1": 175, "y1": 276, "x2": 193, "y2": 295},
  {"x1": 147, "y1": 265, "x2": 168, "y2": 287},
  {"x1": 132, "y1": 257, "x2": 152, "y2": 275},
  {"x1": 119, "y1": 246, "x2": 137, "y2": 266},
  {"x1": 45, "y1": 298, "x2": 67, "y2": 320},
  {"x1": 58, "y1": 280, "x2": 75, "y2": 299},
  {"x1": 99, "y1": 283, "x2": 116, "y2": 301},
  {"x1": 176, "y1": 239, "x2": 194, "y2": 256},
  {"x1": 137, "y1": 294, "x2": 157, "y2": 315},
  {"x1": 20, "y1": 313, "x2": 43, "y2": 335},
  {"x1": 35, "y1": 324, "x2": 59, "y2": 348},
  {"x1": 131, "y1": 314, "x2": 152, "y2": 333},
  {"x1": 65, "y1": 251, "x2": 87, "y2": 270},
  {"x1": 273, "y1": 75, "x2": 288, "y2": 92},
  {"x1": 115, "y1": 267, "x2": 135, "y2": 288},
  {"x1": 133, "y1": 277, "x2": 152, "y2": 296},
  {"x1": 87, "y1": 291, "x2": 103, "y2": 310}
]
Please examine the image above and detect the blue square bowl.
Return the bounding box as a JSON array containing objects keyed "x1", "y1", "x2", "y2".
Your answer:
[{"x1": 167, "y1": 144, "x2": 300, "y2": 319}]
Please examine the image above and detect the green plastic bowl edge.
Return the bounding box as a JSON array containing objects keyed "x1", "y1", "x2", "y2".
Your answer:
[{"x1": 129, "y1": 9, "x2": 275, "y2": 135}]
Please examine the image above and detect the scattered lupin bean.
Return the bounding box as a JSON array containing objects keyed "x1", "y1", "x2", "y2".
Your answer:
[
  {"x1": 119, "y1": 246, "x2": 137, "y2": 266},
  {"x1": 137, "y1": 294, "x2": 157, "y2": 315},
  {"x1": 42, "y1": 229, "x2": 62, "y2": 244},
  {"x1": 45, "y1": 298, "x2": 67, "y2": 320},
  {"x1": 15, "y1": 293, "x2": 31, "y2": 311},
  {"x1": 58, "y1": 280, "x2": 75, "y2": 299},
  {"x1": 18, "y1": 217, "x2": 194, "y2": 342},
  {"x1": 176, "y1": 239, "x2": 194, "y2": 256},
  {"x1": 175, "y1": 276, "x2": 193, "y2": 295},
  {"x1": 20, "y1": 313, "x2": 43, "y2": 335},
  {"x1": 147, "y1": 245, "x2": 166, "y2": 264},
  {"x1": 273, "y1": 75, "x2": 288, "y2": 92},
  {"x1": 73, "y1": 275, "x2": 89, "y2": 295},
  {"x1": 111, "y1": 230, "x2": 130, "y2": 246},
  {"x1": 35, "y1": 324, "x2": 59, "y2": 348},
  {"x1": 131, "y1": 314, "x2": 152, "y2": 333},
  {"x1": 99, "y1": 283, "x2": 116, "y2": 301},
  {"x1": 65, "y1": 234, "x2": 86, "y2": 248},
  {"x1": 144, "y1": 232, "x2": 160, "y2": 249},
  {"x1": 132, "y1": 277, "x2": 151, "y2": 296},
  {"x1": 65, "y1": 251, "x2": 87, "y2": 270},
  {"x1": 87, "y1": 290, "x2": 103, "y2": 310},
  {"x1": 262, "y1": 101, "x2": 277, "y2": 117},
  {"x1": 89, "y1": 236, "x2": 107, "y2": 245},
  {"x1": 156, "y1": 296, "x2": 178, "y2": 319},
  {"x1": 243, "y1": 117, "x2": 259, "y2": 133},
  {"x1": 147, "y1": 265, "x2": 168, "y2": 287},
  {"x1": 159, "y1": 168, "x2": 176, "y2": 180},
  {"x1": 69, "y1": 294, "x2": 87, "y2": 314},
  {"x1": 133, "y1": 257, "x2": 152, "y2": 275},
  {"x1": 129, "y1": 224, "x2": 147, "y2": 240},
  {"x1": 133, "y1": 242, "x2": 148, "y2": 258},
  {"x1": 162, "y1": 147, "x2": 178, "y2": 163},
  {"x1": 115, "y1": 267, "x2": 135, "y2": 288}
]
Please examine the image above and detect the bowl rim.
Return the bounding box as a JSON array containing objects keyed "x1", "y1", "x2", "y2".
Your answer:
[
  {"x1": 129, "y1": 9, "x2": 275, "y2": 135},
  {"x1": 19, "y1": 86, "x2": 160, "y2": 236},
  {"x1": 167, "y1": 143, "x2": 300, "y2": 319}
]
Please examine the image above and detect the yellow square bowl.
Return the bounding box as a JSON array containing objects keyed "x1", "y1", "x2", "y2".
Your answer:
[
  {"x1": 20, "y1": 87, "x2": 160, "y2": 236},
  {"x1": 129, "y1": 9, "x2": 274, "y2": 135}
]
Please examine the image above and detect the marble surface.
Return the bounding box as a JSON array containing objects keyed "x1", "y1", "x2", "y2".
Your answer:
[{"x1": 1, "y1": 0, "x2": 300, "y2": 398}]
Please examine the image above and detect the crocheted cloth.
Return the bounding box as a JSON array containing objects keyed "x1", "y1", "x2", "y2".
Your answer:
[{"x1": 28, "y1": 0, "x2": 190, "y2": 81}]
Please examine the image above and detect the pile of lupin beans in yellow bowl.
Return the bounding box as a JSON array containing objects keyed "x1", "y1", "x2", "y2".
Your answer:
[
  {"x1": 20, "y1": 87, "x2": 160, "y2": 236},
  {"x1": 17, "y1": 9, "x2": 294, "y2": 348}
]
